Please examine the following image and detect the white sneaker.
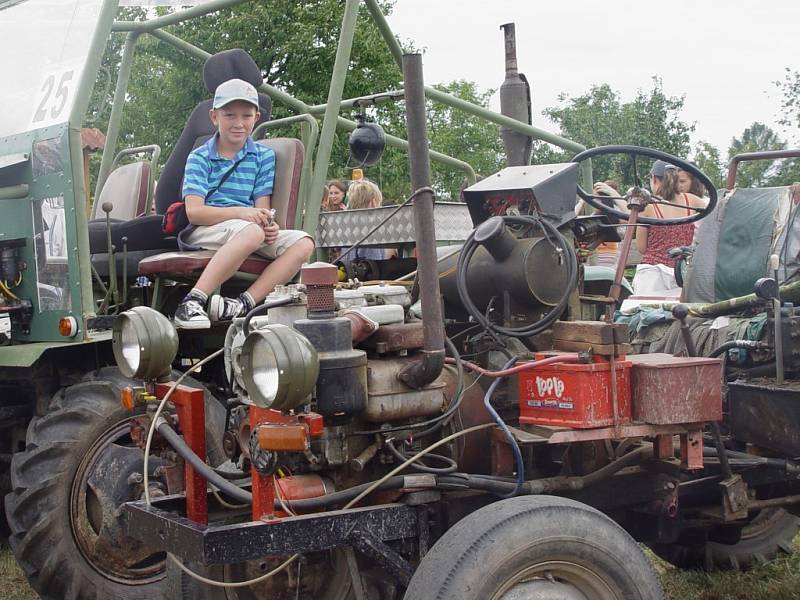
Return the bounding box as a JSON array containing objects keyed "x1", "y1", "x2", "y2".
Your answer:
[
  {"x1": 209, "y1": 295, "x2": 247, "y2": 322},
  {"x1": 174, "y1": 298, "x2": 210, "y2": 329}
]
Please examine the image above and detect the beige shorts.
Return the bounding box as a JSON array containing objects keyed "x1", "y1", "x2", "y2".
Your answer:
[{"x1": 186, "y1": 219, "x2": 312, "y2": 260}]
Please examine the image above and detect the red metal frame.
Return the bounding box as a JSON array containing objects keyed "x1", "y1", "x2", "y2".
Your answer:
[
  {"x1": 247, "y1": 407, "x2": 324, "y2": 521},
  {"x1": 155, "y1": 382, "x2": 208, "y2": 525},
  {"x1": 249, "y1": 406, "x2": 278, "y2": 521}
]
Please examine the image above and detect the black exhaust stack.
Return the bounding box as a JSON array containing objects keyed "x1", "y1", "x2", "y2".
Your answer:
[
  {"x1": 499, "y1": 23, "x2": 532, "y2": 167},
  {"x1": 398, "y1": 53, "x2": 445, "y2": 389}
]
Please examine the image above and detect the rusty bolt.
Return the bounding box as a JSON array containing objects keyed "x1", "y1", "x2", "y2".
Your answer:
[{"x1": 223, "y1": 431, "x2": 238, "y2": 458}]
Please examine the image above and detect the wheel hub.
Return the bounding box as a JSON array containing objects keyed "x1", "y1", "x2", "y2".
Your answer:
[
  {"x1": 71, "y1": 419, "x2": 167, "y2": 584},
  {"x1": 496, "y1": 560, "x2": 617, "y2": 600}
]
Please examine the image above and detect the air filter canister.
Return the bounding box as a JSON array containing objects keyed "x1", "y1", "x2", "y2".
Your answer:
[{"x1": 294, "y1": 317, "x2": 368, "y2": 416}]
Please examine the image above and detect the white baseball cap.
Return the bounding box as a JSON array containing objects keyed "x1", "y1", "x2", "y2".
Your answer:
[{"x1": 212, "y1": 78, "x2": 259, "y2": 110}]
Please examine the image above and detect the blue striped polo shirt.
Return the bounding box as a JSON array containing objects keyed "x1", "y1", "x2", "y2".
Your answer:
[{"x1": 182, "y1": 134, "x2": 275, "y2": 208}]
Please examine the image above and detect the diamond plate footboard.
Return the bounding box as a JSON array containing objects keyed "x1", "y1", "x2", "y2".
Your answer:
[{"x1": 316, "y1": 202, "x2": 473, "y2": 248}]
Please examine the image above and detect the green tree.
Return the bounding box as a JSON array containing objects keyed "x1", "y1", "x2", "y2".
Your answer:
[
  {"x1": 776, "y1": 68, "x2": 800, "y2": 135},
  {"x1": 533, "y1": 79, "x2": 694, "y2": 186},
  {"x1": 692, "y1": 141, "x2": 724, "y2": 189},
  {"x1": 368, "y1": 80, "x2": 503, "y2": 201},
  {"x1": 773, "y1": 69, "x2": 800, "y2": 184},
  {"x1": 92, "y1": 2, "x2": 502, "y2": 203},
  {"x1": 115, "y1": 1, "x2": 405, "y2": 171},
  {"x1": 726, "y1": 122, "x2": 786, "y2": 187}
]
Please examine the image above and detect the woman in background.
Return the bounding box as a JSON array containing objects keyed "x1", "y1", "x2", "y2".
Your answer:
[
  {"x1": 323, "y1": 179, "x2": 347, "y2": 211},
  {"x1": 633, "y1": 160, "x2": 707, "y2": 297},
  {"x1": 346, "y1": 180, "x2": 396, "y2": 260},
  {"x1": 678, "y1": 168, "x2": 708, "y2": 197}
]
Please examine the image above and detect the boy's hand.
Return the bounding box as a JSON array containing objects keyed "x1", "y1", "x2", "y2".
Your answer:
[
  {"x1": 238, "y1": 207, "x2": 273, "y2": 226},
  {"x1": 263, "y1": 221, "x2": 280, "y2": 245}
]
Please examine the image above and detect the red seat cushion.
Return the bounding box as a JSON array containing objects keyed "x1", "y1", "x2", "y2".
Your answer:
[{"x1": 138, "y1": 250, "x2": 271, "y2": 276}]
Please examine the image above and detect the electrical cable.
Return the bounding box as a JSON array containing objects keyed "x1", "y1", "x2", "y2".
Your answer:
[
  {"x1": 482, "y1": 356, "x2": 524, "y2": 497},
  {"x1": 211, "y1": 487, "x2": 249, "y2": 510},
  {"x1": 447, "y1": 353, "x2": 581, "y2": 378},
  {"x1": 385, "y1": 439, "x2": 458, "y2": 474},
  {"x1": 343, "y1": 422, "x2": 497, "y2": 509},
  {"x1": 455, "y1": 214, "x2": 578, "y2": 339},
  {"x1": 0, "y1": 281, "x2": 19, "y2": 301},
  {"x1": 274, "y1": 475, "x2": 297, "y2": 517},
  {"x1": 242, "y1": 296, "x2": 295, "y2": 336}
]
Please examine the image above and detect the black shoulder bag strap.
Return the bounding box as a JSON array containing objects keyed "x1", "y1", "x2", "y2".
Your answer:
[
  {"x1": 177, "y1": 154, "x2": 248, "y2": 251},
  {"x1": 204, "y1": 154, "x2": 247, "y2": 201}
]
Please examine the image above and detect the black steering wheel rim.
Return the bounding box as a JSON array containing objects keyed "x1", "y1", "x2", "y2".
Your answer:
[{"x1": 572, "y1": 145, "x2": 718, "y2": 226}]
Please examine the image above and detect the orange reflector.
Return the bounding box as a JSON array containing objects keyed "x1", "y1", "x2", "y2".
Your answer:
[
  {"x1": 121, "y1": 386, "x2": 135, "y2": 411},
  {"x1": 58, "y1": 316, "x2": 77, "y2": 337},
  {"x1": 351, "y1": 168, "x2": 364, "y2": 181},
  {"x1": 256, "y1": 423, "x2": 309, "y2": 452}
]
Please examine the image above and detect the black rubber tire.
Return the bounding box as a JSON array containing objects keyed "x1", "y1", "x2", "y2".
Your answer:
[
  {"x1": 403, "y1": 495, "x2": 665, "y2": 600},
  {"x1": 5, "y1": 367, "x2": 226, "y2": 600},
  {"x1": 649, "y1": 508, "x2": 799, "y2": 571}
]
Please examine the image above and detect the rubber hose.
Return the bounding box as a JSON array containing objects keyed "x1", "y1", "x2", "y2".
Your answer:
[
  {"x1": 279, "y1": 476, "x2": 408, "y2": 512},
  {"x1": 157, "y1": 422, "x2": 253, "y2": 505},
  {"x1": 242, "y1": 297, "x2": 294, "y2": 336},
  {"x1": 708, "y1": 340, "x2": 769, "y2": 358}
]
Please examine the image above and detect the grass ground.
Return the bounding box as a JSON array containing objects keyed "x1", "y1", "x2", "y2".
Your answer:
[{"x1": 1, "y1": 537, "x2": 798, "y2": 599}]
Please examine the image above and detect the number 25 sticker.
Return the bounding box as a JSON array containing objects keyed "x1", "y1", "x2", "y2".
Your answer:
[{"x1": 30, "y1": 66, "x2": 79, "y2": 129}]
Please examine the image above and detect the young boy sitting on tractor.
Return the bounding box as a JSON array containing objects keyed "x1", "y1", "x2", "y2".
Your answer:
[{"x1": 174, "y1": 78, "x2": 314, "y2": 329}]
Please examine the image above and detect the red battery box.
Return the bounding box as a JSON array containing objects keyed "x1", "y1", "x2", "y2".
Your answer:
[{"x1": 518, "y1": 355, "x2": 632, "y2": 429}]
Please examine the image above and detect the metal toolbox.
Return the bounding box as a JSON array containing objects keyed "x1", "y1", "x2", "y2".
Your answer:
[{"x1": 628, "y1": 354, "x2": 723, "y2": 425}]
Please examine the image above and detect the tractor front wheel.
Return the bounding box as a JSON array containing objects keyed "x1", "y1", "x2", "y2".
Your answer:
[
  {"x1": 404, "y1": 495, "x2": 665, "y2": 600},
  {"x1": 5, "y1": 367, "x2": 225, "y2": 600}
]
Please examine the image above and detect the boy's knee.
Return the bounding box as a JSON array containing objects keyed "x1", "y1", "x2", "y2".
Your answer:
[
  {"x1": 297, "y1": 237, "x2": 315, "y2": 259},
  {"x1": 241, "y1": 223, "x2": 266, "y2": 248}
]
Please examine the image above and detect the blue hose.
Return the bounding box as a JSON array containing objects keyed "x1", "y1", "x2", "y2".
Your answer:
[{"x1": 483, "y1": 356, "x2": 524, "y2": 497}]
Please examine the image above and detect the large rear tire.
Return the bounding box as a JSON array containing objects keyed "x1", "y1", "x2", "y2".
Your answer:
[
  {"x1": 649, "y1": 508, "x2": 799, "y2": 571},
  {"x1": 404, "y1": 495, "x2": 665, "y2": 600},
  {"x1": 5, "y1": 367, "x2": 225, "y2": 600}
]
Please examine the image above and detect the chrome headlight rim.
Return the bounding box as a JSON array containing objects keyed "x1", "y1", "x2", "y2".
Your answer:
[
  {"x1": 240, "y1": 324, "x2": 319, "y2": 411},
  {"x1": 112, "y1": 307, "x2": 178, "y2": 380}
]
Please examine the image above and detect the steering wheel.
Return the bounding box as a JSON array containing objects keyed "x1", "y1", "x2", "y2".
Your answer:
[{"x1": 572, "y1": 145, "x2": 718, "y2": 226}]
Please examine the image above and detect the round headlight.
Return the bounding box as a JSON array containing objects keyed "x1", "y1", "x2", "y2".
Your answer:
[
  {"x1": 112, "y1": 307, "x2": 178, "y2": 380},
  {"x1": 240, "y1": 324, "x2": 319, "y2": 410}
]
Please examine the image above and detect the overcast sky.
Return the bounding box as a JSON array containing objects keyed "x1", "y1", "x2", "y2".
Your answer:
[{"x1": 385, "y1": 0, "x2": 799, "y2": 157}]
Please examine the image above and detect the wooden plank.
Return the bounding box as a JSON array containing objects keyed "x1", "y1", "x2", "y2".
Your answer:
[
  {"x1": 552, "y1": 339, "x2": 632, "y2": 356},
  {"x1": 552, "y1": 321, "x2": 616, "y2": 345},
  {"x1": 521, "y1": 422, "x2": 693, "y2": 444}
]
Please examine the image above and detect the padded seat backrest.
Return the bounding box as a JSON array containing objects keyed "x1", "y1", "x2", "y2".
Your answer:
[
  {"x1": 256, "y1": 138, "x2": 304, "y2": 229},
  {"x1": 91, "y1": 161, "x2": 150, "y2": 220},
  {"x1": 684, "y1": 186, "x2": 794, "y2": 303},
  {"x1": 154, "y1": 49, "x2": 272, "y2": 215}
]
